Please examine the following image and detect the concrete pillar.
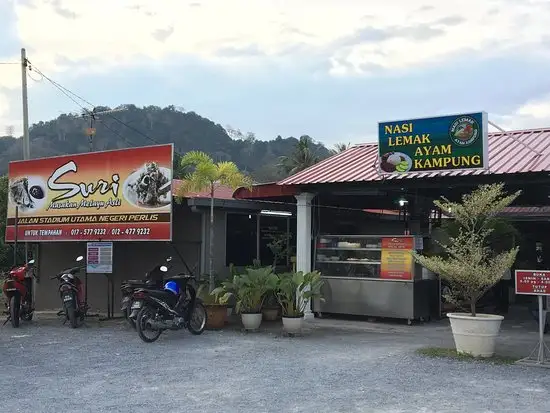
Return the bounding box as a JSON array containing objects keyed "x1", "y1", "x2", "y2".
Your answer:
[{"x1": 295, "y1": 192, "x2": 315, "y2": 320}]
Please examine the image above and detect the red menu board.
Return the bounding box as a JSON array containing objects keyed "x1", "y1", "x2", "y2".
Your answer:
[
  {"x1": 380, "y1": 237, "x2": 414, "y2": 280},
  {"x1": 515, "y1": 270, "x2": 550, "y2": 296}
]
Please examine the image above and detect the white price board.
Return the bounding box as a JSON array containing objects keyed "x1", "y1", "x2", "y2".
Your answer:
[{"x1": 86, "y1": 242, "x2": 113, "y2": 273}]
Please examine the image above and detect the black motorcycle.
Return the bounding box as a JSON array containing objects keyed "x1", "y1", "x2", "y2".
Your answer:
[
  {"x1": 51, "y1": 255, "x2": 86, "y2": 328},
  {"x1": 133, "y1": 274, "x2": 207, "y2": 343},
  {"x1": 125, "y1": 257, "x2": 172, "y2": 328}
]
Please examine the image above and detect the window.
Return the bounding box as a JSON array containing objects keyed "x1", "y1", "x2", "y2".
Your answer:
[
  {"x1": 225, "y1": 213, "x2": 257, "y2": 266},
  {"x1": 259, "y1": 216, "x2": 294, "y2": 267}
]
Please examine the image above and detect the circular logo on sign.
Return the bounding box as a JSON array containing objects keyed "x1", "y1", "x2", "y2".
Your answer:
[{"x1": 449, "y1": 116, "x2": 480, "y2": 147}]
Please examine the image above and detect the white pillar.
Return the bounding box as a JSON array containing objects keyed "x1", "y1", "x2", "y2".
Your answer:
[{"x1": 295, "y1": 192, "x2": 315, "y2": 320}]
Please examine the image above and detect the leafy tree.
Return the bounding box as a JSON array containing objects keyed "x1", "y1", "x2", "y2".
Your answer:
[
  {"x1": 0, "y1": 175, "x2": 11, "y2": 272},
  {"x1": 414, "y1": 183, "x2": 520, "y2": 316},
  {"x1": 278, "y1": 135, "x2": 323, "y2": 176},
  {"x1": 0, "y1": 106, "x2": 331, "y2": 181},
  {"x1": 331, "y1": 142, "x2": 351, "y2": 154},
  {"x1": 177, "y1": 151, "x2": 253, "y2": 291}
]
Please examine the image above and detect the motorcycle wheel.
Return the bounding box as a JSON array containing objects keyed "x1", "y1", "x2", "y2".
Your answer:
[
  {"x1": 21, "y1": 311, "x2": 33, "y2": 321},
  {"x1": 67, "y1": 305, "x2": 78, "y2": 329},
  {"x1": 136, "y1": 306, "x2": 162, "y2": 343},
  {"x1": 10, "y1": 295, "x2": 21, "y2": 328},
  {"x1": 188, "y1": 302, "x2": 207, "y2": 335},
  {"x1": 125, "y1": 309, "x2": 137, "y2": 329}
]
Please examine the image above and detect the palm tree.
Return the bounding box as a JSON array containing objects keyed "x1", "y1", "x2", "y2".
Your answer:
[
  {"x1": 332, "y1": 142, "x2": 351, "y2": 155},
  {"x1": 278, "y1": 135, "x2": 321, "y2": 176},
  {"x1": 178, "y1": 151, "x2": 253, "y2": 292}
]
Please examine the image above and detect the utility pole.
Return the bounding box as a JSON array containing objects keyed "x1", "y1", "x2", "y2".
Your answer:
[
  {"x1": 21, "y1": 48, "x2": 30, "y2": 160},
  {"x1": 78, "y1": 106, "x2": 126, "y2": 152},
  {"x1": 20, "y1": 48, "x2": 31, "y2": 283}
]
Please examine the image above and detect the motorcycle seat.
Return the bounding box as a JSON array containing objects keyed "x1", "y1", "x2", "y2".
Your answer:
[
  {"x1": 140, "y1": 289, "x2": 178, "y2": 306},
  {"x1": 123, "y1": 280, "x2": 148, "y2": 288}
]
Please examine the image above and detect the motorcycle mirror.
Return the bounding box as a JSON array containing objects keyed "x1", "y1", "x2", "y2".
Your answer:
[
  {"x1": 166, "y1": 257, "x2": 172, "y2": 262},
  {"x1": 28, "y1": 259, "x2": 35, "y2": 265},
  {"x1": 160, "y1": 265, "x2": 168, "y2": 272},
  {"x1": 76, "y1": 256, "x2": 84, "y2": 262}
]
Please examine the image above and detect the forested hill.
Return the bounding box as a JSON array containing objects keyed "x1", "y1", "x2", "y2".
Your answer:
[{"x1": 0, "y1": 105, "x2": 330, "y2": 182}]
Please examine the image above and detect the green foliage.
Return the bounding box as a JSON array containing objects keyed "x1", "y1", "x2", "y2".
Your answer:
[
  {"x1": 212, "y1": 267, "x2": 278, "y2": 314},
  {"x1": 0, "y1": 175, "x2": 11, "y2": 272},
  {"x1": 278, "y1": 135, "x2": 324, "y2": 175},
  {"x1": 267, "y1": 232, "x2": 293, "y2": 268},
  {"x1": 178, "y1": 151, "x2": 254, "y2": 195},
  {"x1": 331, "y1": 142, "x2": 351, "y2": 155},
  {"x1": 275, "y1": 271, "x2": 324, "y2": 317},
  {"x1": 177, "y1": 150, "x2": 253, "y2": 293},
  {"x1": 416, "y1": 347, "x2": 516, "y2": 365},
  {"x1": 413, "y1": 183, "x2": 520, "y2": 316},
  {"x1": 0, "y1": 106, "x2": 331, "y2": 182},
  {"x1": 196, "y1": 274, "x2": 225, "y2": 306}
]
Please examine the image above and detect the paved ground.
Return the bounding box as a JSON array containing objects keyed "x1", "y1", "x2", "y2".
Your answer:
[{"x1": 1, "y1": 310, "x2": 549, "y2": 413}]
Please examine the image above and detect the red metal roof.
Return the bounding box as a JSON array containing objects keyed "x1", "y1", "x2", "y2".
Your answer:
[
  {"x1": 278, "y1": 128, "x2": 550, "y2": 185},
  {"x1": 233, "y1": 182, "x2": 298, "y2": 199},
  {"x1": 172, "y1": 180, "x2": 235, "y2": 200}
]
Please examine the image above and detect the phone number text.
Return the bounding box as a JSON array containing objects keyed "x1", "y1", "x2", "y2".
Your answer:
[{"x1": 70, "y1": 227, "x2": 151, "y2": 236}]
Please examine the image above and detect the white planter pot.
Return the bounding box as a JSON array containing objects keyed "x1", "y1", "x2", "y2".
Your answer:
[
  {"x1": 241, "y1": 313, "x2": 262, "y2": 330},
  {"x1": 447, "y1": 313, "x2": 504, "y2": 357},
  {"x1": 282, "y1": 316, "x2": 304, "y2": 334}
]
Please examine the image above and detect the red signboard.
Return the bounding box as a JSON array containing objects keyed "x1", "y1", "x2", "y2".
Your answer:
[
  {"x1": 515, "y1": 270, "x2": 550, "y2": 296},
  {"x1": 5, "y1": 144, "x2": 173, "y2": 242},
  {"x1": 380, "y1": 237, "x2": 414, "y2": 280}
]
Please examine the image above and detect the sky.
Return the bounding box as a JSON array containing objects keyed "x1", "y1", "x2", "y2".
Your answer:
[{"x1": 1, "y1": 0, "x2": 550, "y2": 147}]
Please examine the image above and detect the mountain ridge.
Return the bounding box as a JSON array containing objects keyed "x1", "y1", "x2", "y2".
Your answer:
[{"x1": 0, "y1": 104, "x2": 331, "y2": 182}]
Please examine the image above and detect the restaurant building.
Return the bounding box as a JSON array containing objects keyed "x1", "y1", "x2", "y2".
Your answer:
[{"x1": 235, "y1": 124, "x2": 550, "y2": 323}]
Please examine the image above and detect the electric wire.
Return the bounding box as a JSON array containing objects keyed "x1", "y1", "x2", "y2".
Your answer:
[
  {"x1": 24, "y1": 62, "x2": 407, "y2": 215},
  {"x1": 28, "y1": 62, "x2": 164, "y2": 148}
]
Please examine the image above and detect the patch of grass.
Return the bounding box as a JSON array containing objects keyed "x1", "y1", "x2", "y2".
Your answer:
[{"x1": 416, "y1": 347, "x2": 517, "y2": 365}]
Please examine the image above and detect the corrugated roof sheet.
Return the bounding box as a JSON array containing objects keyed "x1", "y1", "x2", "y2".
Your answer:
[{"x1": 278, "y1": 128, "x2": 550, "y2": 185}]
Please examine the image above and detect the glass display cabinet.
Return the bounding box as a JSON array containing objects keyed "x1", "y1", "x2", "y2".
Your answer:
[{"x1": 313, "y1": 235, "x2": 438, "y2": 323}]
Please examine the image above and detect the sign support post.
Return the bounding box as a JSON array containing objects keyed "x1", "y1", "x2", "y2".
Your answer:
[
  {"x1": 514, "y1": 269, "x2": 550, "y2": 368},
  {"x1": 516, "y1": 296, "x2": 550, "y2": 367}
]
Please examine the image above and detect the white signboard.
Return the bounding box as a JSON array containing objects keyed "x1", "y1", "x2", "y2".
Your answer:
[{"x1": 86, "y1": 242, "x2": 113, "y2": 273}]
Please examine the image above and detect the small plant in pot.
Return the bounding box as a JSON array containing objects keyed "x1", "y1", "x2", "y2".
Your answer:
[
  {"x1": 212, "y1": 266, "x2": 278, "y2": 330},
  {"x1": 197, "y1": 276, "x2": 227, "y2": 330},
  {"x1": 413, "y1": 183, "x2": 520, "y2": 357},
  {"x1": 276, "y1": 270, "x2": 324, "y2": 334},
  {"x1": 262, "y1": 291, "x2": 280, "y2": 321}
]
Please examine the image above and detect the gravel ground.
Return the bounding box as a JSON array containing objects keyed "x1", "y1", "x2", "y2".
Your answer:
[{"x1": 1, "y1": 317, "x2": 549, "y2": 413}]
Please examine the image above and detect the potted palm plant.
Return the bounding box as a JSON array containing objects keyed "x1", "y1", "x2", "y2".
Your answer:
[
  {"x1": 276, "y1": 270, "x2": 324, "y2": 334},
  {"x1": 177, "y1": 151, "x2": 253, "y2": 325},
  {"x1": 213, "y1": 266, "x2": 278, "y2": 330},
  {"x1": 197, "y1": 276, "x2": 227, "y2": 330},
  {"x1": 413, "y1": 183, "x2": 520, "y2": 357}
]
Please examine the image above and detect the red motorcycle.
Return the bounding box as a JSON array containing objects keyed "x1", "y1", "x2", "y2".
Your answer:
[{"x1": 2, "y1": 259, "x2": 37, "y2": 328}]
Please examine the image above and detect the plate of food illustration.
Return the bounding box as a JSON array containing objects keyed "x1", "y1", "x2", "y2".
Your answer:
[
  {"x1": 9, "y1": 176, "x2": 48, "y2": 213},
  {"x1": 123, "y1": 162, "x2": 172, "y2": 209},
  {"x1": 379, "y1": 152, "x2": 412, "y2": 173}
]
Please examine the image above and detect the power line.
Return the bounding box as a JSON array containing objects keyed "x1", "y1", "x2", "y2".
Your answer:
[
  {"x1": 96, "y1": 118, "x2": 140, "y2": 148},
  {"x1": 28, "y1": 62, "x2": 164, "y2": 148},
  {"x1": 21, "y1": 62, "x2": 381, "y2": 213},
  {"x1": 0, "y1": 62, "x2": 18, "y2": 65}
]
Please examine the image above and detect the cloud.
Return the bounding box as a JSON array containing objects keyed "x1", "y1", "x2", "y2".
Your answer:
[
  {"x1": 1, "y1": 0, "x2": 550, "y2": 138},
  {"x1": 10, "y1": 0, "x2": 550, "y2": 73},
  {"x1": 152, "y1": 26, "x2": 174, "y2": 42},
  {"x1": 215, "y1": 44, "x2": 265, "y2": 58},
  {"x1": 494, "y1": 94, "x2": 550, "y2": 131},
  {"x1": 49, "y1": 0, "x2": 78, "y2": 19}
]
